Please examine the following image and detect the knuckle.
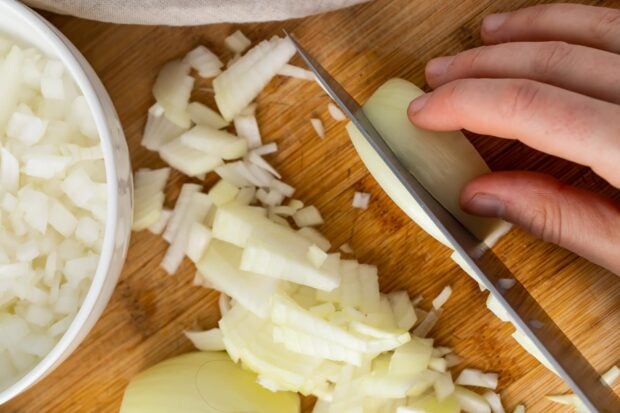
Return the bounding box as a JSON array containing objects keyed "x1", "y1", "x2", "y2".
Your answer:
[
  {"x1": 525, "y1": 202, "x2": 563, "y2": 245},
  {"x1": 499, "y1": 80, "x2": 541, "y2": 120},
  {"x1": 444, "y1": 79, "x2": 477, "y2": 116},
  {"x1": 457, "y1": 46, "x2": 487, "y2": 71},
  {"x1": 532, "y1": 42, "x2": 572, "y2": 77},
  {"x1": 591, "y1": 9, "x2": 620, "y2": 43}
]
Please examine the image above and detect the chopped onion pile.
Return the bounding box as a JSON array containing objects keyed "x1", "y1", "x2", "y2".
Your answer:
[
  {"x1": 0, "y1": 38, "x2": 106, "y2": 391},
  {"x1": 128, "y1": 33, "x2": 519, "y2": 413}
]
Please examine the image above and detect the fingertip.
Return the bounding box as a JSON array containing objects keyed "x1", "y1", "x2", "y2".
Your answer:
[
  {"x1": 481, "y1": 12, "x2": 509, "y2": 43},
  {"x1": 407, "y1": 93, "x2": 431, "y2": 118},
  {"x1": 425, "y1": 56, "x2": 454, "y2": 86}
]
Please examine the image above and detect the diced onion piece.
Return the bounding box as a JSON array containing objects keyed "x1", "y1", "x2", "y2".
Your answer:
[
  {"x1": 256, "y1": 188, "x2": 285, "y2": 207},
  {"x1": 141, "y1": 103, "x2": 187, "y2": 151},
  {"x1": 327, "y1": 103, "x2": 347, "y2": 121},
  {"x1": 432, "y1": 285, "x2": 452, "y2": 309},
  {"x1": 187, "y1": 102, "x2": 229, "y2": 129},
  {"x1": 185, "y1": 328, "x2": 225, "y2": 351},
  {"x1": 234, "y1": 113, "x2": 262, "y2": 149},
  {"x1": 602, "y1": 365, "x2": 619, "y2": 386},
  {"x1": 307, "y1": 245, "x2": 328, "y2": 268},
  {"x1": 512, "y1": 404, "x2": 525, "y2": 413},
  {"x1": 6, "y1": 111, "x2": 47, "y2": 145},
  {"x1": 287, "y1": 199, "x2": 304, "y2": 210},
  {"x1": 455, "y1": 368, "x2": 498, "y2": 389},
  {"x1": 208, "y1": 180, "x2": 240, "y2": 206},
  {"x1": 185, "y1": 222, "x2": 212, "y2": 263},
  {"x1": 269, "y1": 179, "x2": 295, "y2": 198},
  {"x1": 310, "y1": 118, "x2": 325, "y2": 139},
  {"x1": 148, "y1": 208, "x2": 171, "y2": 235},
  {"x1": 161, "y1": 192, "x2": 212, "y2": 274},
  {"x1": 163, "y1": 183, "x2": 201, "y2": 243},
  {"x1": 389, "y1": 337, "x2": 433, "y2": 376},
  {"x1": 159, "y1": 138, "x2": 224, "y2": 177},
  {"x1": 297, "y1": 227, "x2": 331, "y2": 252},
  {"x1": 152, "y1": 59, "x2": 194, "y2": 128},
  {"x1": 339, "y1": 243, "x2": 353, "y2": 254},
  {"x1": 224, "y1": 30, "x2": 252, "y2": 54},
  {"x1": 248, "y1": 151, "x2": 281, "y2": 179},
  {"x1": 48, "y1": 200, "x2": 78, "y2": 237},
  {"x1": 434, "y1": 371, "x2": 455, "y2": 400},
  {"x1": 241, "y1": 234, "x2": 340, "y2": 292},
  {"x1": 197, "y1": 240, "x2": 279, "y2": 318},
  {"x1": 1, "y1": 148, "x2": 20, "y2": 193},
  {"x1": 293, "y1": 206, "x2": 323, "y2": 227},
  {"x1": 214, "y1": 36, "x2": 296, "y2": 121},
  {"x1": 180, "y1": 125, "x2": 247, "y2": 160},
  {"x1": 352, "y1": 192, "x2": 370, "y2": 209},
  {"x1": 252, "y1": 142, "x2": 278, "y2": 156},
  {"x1": 278, "y1": 64, "x2": 315, "y2": 81},
  {"x1": 454, "y1": 386, "x2": 491, "y2": 413},
  {"x1": 23, "y1": 154, "x2": 71, "y2": 179},
  {"x1": 388, "y1": 291, "x2": 417, "y2": 330},
  {"x1": 412, "y1": 308, "x2": 441, "y2": 338},
  {"x1": 183, "y1": 45, "x2": 223, "y2": 78},
  {"x1": 133, "y1": 167, "x2": 170, "y2": 231},
  {"x1": 483, "y1": 391, "x2": 505, "y2": 413},
  {"x1": 119, "y1": 352, "x2": 300, "y2": 413},
  {"x1": 271, "y1": 205, "x2": 296, "y2": 217},
  {"x1": 345, "y1": 78, "x2": 511, "y2": 247}
]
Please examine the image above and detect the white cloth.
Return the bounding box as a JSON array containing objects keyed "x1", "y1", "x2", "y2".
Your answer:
[{"x1": 24, "y1": 0, "x2": 368, "y2": 25}]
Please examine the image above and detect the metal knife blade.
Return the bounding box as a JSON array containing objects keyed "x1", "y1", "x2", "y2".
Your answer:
[{"x1": 286, "y1": 30, "x2": 620, "y2": 413}]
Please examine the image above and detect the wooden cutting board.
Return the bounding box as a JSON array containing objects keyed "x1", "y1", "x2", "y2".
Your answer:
[{"x1": 5, "y1": 0, "x2": 619, "y2": 411}]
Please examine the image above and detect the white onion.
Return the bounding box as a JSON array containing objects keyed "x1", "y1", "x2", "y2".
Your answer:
[
  {"x1": 224, "y1": 30, "x2": 252, "y2": 54},
  {"x1": 278, "y1": 64, "x2": 316, "y2": 81},
  {"x1": 351, "y1": 191, "x2": 370, "y2": 209},
  {"x1": 293, "y1": 205, "x2": 323, "y2": 227},
  {"x1": 327, "y1": 103, "x2": 347, "y2": 121},
  {"x1": 432, "y1": 285, "x2": 453, "y2": 309},
  {"x1": 456, "y1": 368, "x2": 498, "y2": 389},
  {"x1": 310, "y1": 118, "x2": 325, "y2": 139},
  {"x1": 186, "y1": 101, "x2": 228, "y2": 129},
  {"x1": 183, "y1": 45, "x2": 223, "y2": 78}
]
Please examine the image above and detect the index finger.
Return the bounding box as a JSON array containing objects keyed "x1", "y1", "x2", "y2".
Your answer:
[
  {"x1": 407, "y1": 78, "x2": 620, "y2": 188},
  {"x1": 482, "y1": 4, "x2": 620, "y2": 53}
]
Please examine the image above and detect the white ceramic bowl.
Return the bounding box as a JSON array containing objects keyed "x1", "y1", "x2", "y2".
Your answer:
[{"x1": 0, "y1": 0, "x2": 132, "y2": 405}]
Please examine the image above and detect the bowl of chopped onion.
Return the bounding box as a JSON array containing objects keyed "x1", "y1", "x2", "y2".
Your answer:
[{"x1": 0, "y1": 0, "x2": 132, "y2": 404}]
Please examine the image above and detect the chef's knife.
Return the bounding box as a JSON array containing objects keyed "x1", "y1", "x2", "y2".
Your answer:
[{"x1": 286, "y1": 31, "x2": 620, "y2": 413}]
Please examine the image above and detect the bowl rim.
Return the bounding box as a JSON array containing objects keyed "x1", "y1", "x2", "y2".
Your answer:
[{"x1": 0, "y1": 1, "x2": 124, "y2": 404}]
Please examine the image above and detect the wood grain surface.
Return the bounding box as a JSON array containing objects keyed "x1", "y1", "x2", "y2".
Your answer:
[{"x1": 4, "y1": 0, "x2": 620, "y2": 411}]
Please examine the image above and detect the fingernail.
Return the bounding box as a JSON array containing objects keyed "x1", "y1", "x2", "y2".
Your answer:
[
  {"x1": 426, "y1": 56, "x2": 454, "y2": 78},
  {"x1": 409, "y1": 93, "x2": 431, "y2": 115},
  {"x1": 483, "y1": 12, "x2": 508, "y2": 32},
  {"x1": 463, "y1": 193, "x2": 505, "y2": 217}
]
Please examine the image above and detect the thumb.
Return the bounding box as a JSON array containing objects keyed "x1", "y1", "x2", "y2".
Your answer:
[{"x1": 460, "y1": 171, "x2": 620, "y2": 275}]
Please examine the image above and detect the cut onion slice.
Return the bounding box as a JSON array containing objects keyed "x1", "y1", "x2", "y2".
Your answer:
[
  {"x1": 310, "y1": 118, "x2": 325, "y2": 139},
  {"x1": 152, "y1": 59, "x2": 194, "y2": 128},
  {"x1": 214, "y1": 35, "x2": 296, "y2": 121},
  {"x1": 327, "y1": 103, "x2": 346, "y2": 122},
  {"x1": 184, "y1": 328, "x2": 225, "y2": 351},
  {"x1": 180, "y1": 124, "x2": 247, "y2": 160},
  {"x1": 159, "y1": 138, "x2": 224, "y2": 177},
  {"x1": 183, "y1": 45, "x2": 223, "y2": 78},
  {"x1": 352, "y1": 192, "x2": 370, "y2": 209},
  {"x1": 224, "y1": 30, "x2": 252, "y2": 54},
  {"x1": 278, "y1": 64, "x2": 316, "y2": 81},
  {"x1": 187, "y1": 102, "x2": 229, "y2": 129}
]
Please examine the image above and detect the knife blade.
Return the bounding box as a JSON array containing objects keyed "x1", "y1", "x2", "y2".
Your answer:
[{"x1": 286, "y1": 30, "x2": 620, "y2": 413}]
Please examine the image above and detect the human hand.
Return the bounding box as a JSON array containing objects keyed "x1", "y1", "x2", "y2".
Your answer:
[{"x1": 407, "y1": 3, "x2": 620, "y2": 275}]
